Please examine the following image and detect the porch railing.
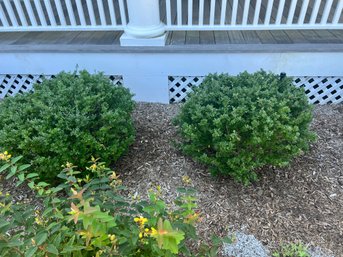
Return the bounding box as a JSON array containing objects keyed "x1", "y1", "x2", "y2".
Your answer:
[
  {"x1": 0, "y1": 0, "x2": 343, "y2": 45},
  {"x1": 164, "y1": 0, "x2": 343, "y2": 30},
  {"x1": 0, "y1": 0, "x2": 127, "y2": 31}
]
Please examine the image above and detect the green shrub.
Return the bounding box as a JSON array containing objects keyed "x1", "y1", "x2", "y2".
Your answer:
[
  {"x1": 0, "y1": 71, "x2": 135, "y2": 182},
  {"x1": 0, "y1": 153, "x2": 229, "y2": 256},
  {"x1": 174, "y1": 71, "x2": 316, "y2": 184}
]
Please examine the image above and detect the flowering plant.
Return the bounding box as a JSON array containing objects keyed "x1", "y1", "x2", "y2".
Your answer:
[{"x1": 0, "y1": 152, "x2": 229, "y2": 256}]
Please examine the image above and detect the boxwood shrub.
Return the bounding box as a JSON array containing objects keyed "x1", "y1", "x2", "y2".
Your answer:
[
  {"x1": 174, "y1": 71, "x2": 316, "y2": 184},
  {"x1": 0, "y1": 71, "x2": 135, "y2": 182}
]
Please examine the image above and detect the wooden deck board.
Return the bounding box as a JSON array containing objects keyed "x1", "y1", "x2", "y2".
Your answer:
[{"x1": 0, "y1": 30, "x2": 343, "y2": 54}]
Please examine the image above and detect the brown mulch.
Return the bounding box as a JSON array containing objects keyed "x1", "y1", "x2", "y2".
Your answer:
[{"x1": 116, "y1": 102, "x2": 343, "y2": 256}]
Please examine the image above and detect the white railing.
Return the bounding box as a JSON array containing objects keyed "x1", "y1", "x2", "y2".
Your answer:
[
  {"x1": 164, "y1": 0, "x2": 343, "y2": 30},
  {"x1": 1, "y1": 0, "x2": 343, "y2": 43},
  {"x1": 0, "y1": 0, "x2": 127, "y2": 31}
]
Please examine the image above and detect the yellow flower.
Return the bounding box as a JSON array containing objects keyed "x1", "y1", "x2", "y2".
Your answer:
[
  {"x1": 0, "y1": 151, "x2": 11, "y2": 161},
  {"x1": 89, "y1": 164, "x2": 97, "y2": 171},
  {"x1": 134, "y1": 216, "x2": 148, "y2": 226},
  {"x1": 139, "y1": 232, "x2": 143, "y2": 239},
  {"x1": 150, "y1": 227, "x2": 157, "y2": 236},
  {"x1": 109, "y1": 172, "x2": 119, "y2": 181},
  {"x1": 108, "y1": 234, "x2": 116, "y2": 242},
  {"x1": 182, "y1": 175, "x2": 192, "y2": 185}
]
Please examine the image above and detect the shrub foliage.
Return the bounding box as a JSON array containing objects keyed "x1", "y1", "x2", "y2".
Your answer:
[
  {"x1": 0, "y1": 153, "x2": 228, "y2": 256},
  {"x1": 0, "y1": 71, "x2": 135, "y2": 182},
  {"x1": 174, "y1": 71, "x2": 316, "y2": 184}
]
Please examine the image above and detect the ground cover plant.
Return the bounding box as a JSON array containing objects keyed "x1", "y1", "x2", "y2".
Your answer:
[
  {"x1": 0, "y1": 71, "x2": 135, "y2": 182},
  {"x1": 0, "y1": 152, "x2": 228, "y2": 256},
  {"x1": 174, "y1": 71, "x2": 316, "y2": 184}
]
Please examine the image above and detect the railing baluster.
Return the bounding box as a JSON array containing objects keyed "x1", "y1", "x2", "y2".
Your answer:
[
  {"x1": 220, "y1": 0, "x2": 227, "y2": 25},
  {"x1": 253, "y1": 0, "x2": 262, "y2": 25},
  {"x1": 321, "y1": 0, "x2": 334, "y2": 24},
  {"x1": 309, "y1": 0, "x2": 321, "y2": 24},
  {"x1": 177, "y1": 0, "x2": 182, "y2": 25},
  {"x1": 44, "y1": 0, "x2": 57, "y2": 26},
  {"x1": 34, "y1": 0, "x2": 47, "y2": 26},
  {"x1": 65, "y1": 0, "x2": 76, "y2": 26},
  {"x1": 333, "y1": 1, "x2": 343, "y2": 24},
  {"x1": 14, "y1": 0, "x2": 28, "y2": 26},
  {"x1": 199, "y1": 0, "x2": 204, "y2": 26},
  {"x1": 55, "y1": 0, "x2": 66, "y2": 26},
  {"x1": 166, "y1": 0, "x2": 171, "y2": 26},
  {"x1": 24, "y1": 0, "x2": 38, "y2": 26},
  {"x1": 97, "y1": 0, "x2": 106, "y2": 26},
  {"x1": 242, "y1": 0, "x2": 250, "y2": 25},
  {"x1": 298, "y1": 0, "x2": 309, "y2": 25},
  {"x1": 276, "y1": 0, "x2": 285, "y2": 24},
  {"x1": 75, "y1": 0, "x2": 86, "y2": 25},
  {"x1": 287, "y1": 0, "x2": 297, "y2": 25},
  {"x1": 188, "y1": 0, "x2": 193, "y2": 26},
  {"x1": 86, "y1": 0, "x2": 96, "y2": 25},
  {"x1": 108, "y1": 0, "x2": 117, "y2": 26},
  {"x1": 118, "y1": 0, "x2": 127, "y2": 25},
  {"x1": 209, "y1": 0, "x2": 216, "y2": 25},
  {"x1": 231, "y1": 0, "x2": 238, "y2": 25},
  {"x1": 4, "y1": 0, "x2": 18, "y2": 26},
  {"x1": 0, "y1": 3, "x2": 9, "y2": 27},
  {"x1": 264, "y1": 0, "x2": 274, "y2": 25}
]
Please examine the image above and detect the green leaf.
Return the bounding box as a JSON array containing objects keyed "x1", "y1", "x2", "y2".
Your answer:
[
  {"x1": 151, "y1": 219, "x2": 185, "y2": 254},
  {"x1": 61, "y1": 246, "x2": 86, "y2": 253},
  {"x1": 10, "y1": 156, "x2": 22, "y2": 164},
  {"x1": 0, "y1": 239, "x2": 23, "y2": 248},
  {"x1": 25, "y1": 246, "x2": 38, "y2": 257},
  {"x1": 0, "y1": 220, "x2": 10, "y2": 229},
  {"x1": 26, "y1": 173, "x2": 39, "y2": 179},
  {"x1": 18, "y1": 173, "x2": 25, "y2": 182},
  {"x1": 35, "y1": 232, "x2": 48, "y2": 245},
  {"x1": 5, "y1": 165, "x2": 17, "y2": 179},
  {"x1": 46, "y1": 244, "x2": 59, "y2": 255},
  {"x1": 28, "y1": 181, "x2": 35, "y2": 189},
  {"x1": 18, "y1": 164, "x2": 31, "y2": 172},
  {"x1": 0, "y1": 163, "x2": 10, "y2": 174}
]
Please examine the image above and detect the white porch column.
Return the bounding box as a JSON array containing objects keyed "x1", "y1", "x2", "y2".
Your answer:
[{"x1": 120, "y1": 0, "x2": 167, "y2": 46}]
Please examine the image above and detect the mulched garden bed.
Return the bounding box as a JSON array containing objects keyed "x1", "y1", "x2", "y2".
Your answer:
[
  {"x1": 1, "y1": 102, "x2": 342, "y2": 256},
  {"x1": 116, "y1": 102, "x2": 343, "y2": 256}
]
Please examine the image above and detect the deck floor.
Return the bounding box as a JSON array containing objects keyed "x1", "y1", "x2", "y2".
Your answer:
[{"x1": 1, "y1": 29, "x2": 343, "y2": 53}]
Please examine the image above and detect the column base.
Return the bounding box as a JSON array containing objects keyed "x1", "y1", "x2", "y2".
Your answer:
[{"x1": 120, "y1": 33, "x2": 167, "y2": 47}]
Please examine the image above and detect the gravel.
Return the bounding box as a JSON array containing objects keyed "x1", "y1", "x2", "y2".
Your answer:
[{"x1": 222, "y1": 231, "x2": 270, "y2": 257}]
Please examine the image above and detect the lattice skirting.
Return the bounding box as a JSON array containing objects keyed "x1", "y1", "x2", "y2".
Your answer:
[
  {"x1": 169, "y1": 76, "x2": 343, "y2": 105},
  {"x1": 0, "y1": 74, "x2": 123, "y2": 99}
]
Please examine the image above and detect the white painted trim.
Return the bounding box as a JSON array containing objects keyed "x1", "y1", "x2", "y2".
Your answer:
[
  {"x1": 120, "y1": 33, "x2": 167, "y2": 46},
  {"x1": 0, "y1": 26, "x2": 124, "y2": 32},
  {"x1": 1, "y1": 51, "x2": 343, "y2": 103},
  {"x1": 165, "y1": 24, "x2": 343, "y2": 31}
]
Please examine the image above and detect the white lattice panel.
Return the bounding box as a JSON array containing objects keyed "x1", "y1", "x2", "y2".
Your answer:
[
  {"x1": 169, "y1": 76, "x2": 343, "y2": 104},
  {"x1": 0, "y1": 74, "x2": 123, "y2": 99},
  {"x1": 293, "y1": 77, "x2": 343, "y2": 104},
  {"x1": 168, "y1": 76, "x2": 205, "y2": 103}
]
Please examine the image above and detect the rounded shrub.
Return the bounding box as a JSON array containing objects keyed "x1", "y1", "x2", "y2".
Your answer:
[
  {"x1": 174, "y1": 71, "x2": 316, "y2": 184},
  {"x1": 0, "y1": 71, "x2": 135, "y2": 182}
]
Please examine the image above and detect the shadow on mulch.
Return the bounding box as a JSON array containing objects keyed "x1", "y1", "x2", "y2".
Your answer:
[{"x1": 116, "y1": 102, "x2": 343, "y2": 256}]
